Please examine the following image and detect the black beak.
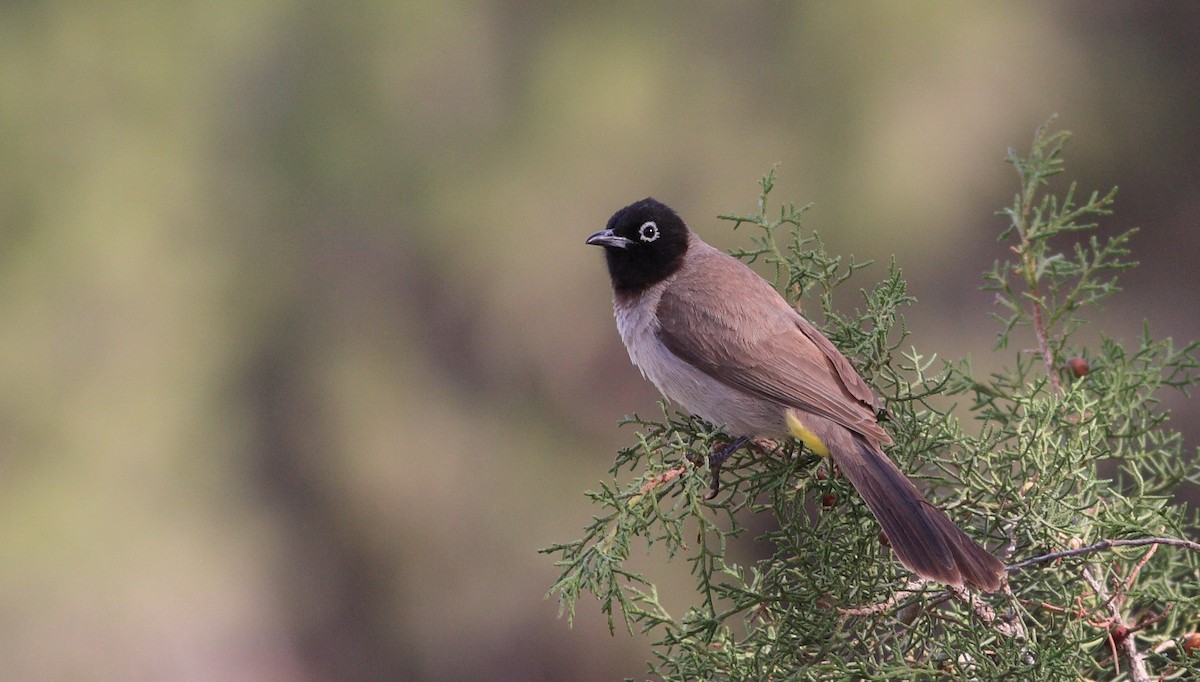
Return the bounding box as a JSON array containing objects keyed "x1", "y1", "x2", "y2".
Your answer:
[{"x1": 586, "y1": 228, "x2": 634, "y2": 249}]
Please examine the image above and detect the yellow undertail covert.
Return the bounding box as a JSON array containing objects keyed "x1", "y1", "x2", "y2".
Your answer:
[{"x1": 785, "y1": 410, "x2": 830, "y2": 458}]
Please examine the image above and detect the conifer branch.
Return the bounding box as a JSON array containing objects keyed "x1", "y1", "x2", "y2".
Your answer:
[
  {"x1": 1006, "y1": 537, "x2": 1200, "y2": 572},
  {"x1": 1082, "y1": 565, "x2": 1150, "y2": 682}
]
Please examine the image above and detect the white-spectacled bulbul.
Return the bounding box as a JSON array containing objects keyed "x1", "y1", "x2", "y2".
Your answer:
[{"x1": 586, "y1": 198, "x2": 1005, "y2": 592}]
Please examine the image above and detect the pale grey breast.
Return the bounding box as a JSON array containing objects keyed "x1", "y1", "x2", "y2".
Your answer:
[{"x1": 612, "y1": 269, "x2": 791, "y2": 438}]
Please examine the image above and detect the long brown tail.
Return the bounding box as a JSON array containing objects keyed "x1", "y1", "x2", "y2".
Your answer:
[{"x1": 833, "y1": 438, "x2": 1006, "y2": 592}]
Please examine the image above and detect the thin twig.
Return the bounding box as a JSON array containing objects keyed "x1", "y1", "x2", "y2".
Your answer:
[
  {"x1": 838, "y1": 580, "x2": 1033, "y2": 666},
  {"x1": 950, "y1": 586, "x2": 1030, "y2": 642},
  {"x1": 837, "y1": 579, "x2": 926, "y2": 616},
  {"x1": 1025, "y1": 269, "x2": 1061, "y2": 396},
  {"x1": 1006, "y1": 536, "x2": 1200, "y2": 573},
  {"x1": 1122, "y1": 542, "x2": 1160, "y2": 592},
  {"x1": 1014, "y1": 155, "x2": 1062, "y2": 396},
  {"x1": 1082, "y1": 564, "x2": 1150, "y2": 682}
]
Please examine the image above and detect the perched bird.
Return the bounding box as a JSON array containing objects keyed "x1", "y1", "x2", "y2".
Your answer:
[{"x1": 586, "y1": 198, "x2": 1005, "y2": 592}]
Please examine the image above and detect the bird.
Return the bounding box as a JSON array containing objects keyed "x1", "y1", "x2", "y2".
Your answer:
[{"x1": 586, "y1": 197, "x2": 1006, "y2": 592}]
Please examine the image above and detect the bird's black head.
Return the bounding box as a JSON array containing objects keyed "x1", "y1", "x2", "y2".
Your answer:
[{"x1": 586, "y1": 198, "x2": 690, "y2": 296}]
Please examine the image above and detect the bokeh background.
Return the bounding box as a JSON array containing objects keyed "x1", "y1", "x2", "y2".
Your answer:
[{"x1": 2, "y1": 2, "x2": 1198, "y2": 680}]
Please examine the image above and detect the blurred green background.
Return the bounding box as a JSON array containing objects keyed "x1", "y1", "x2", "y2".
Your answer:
[{"x1": 2, "y1": 2, "x2": 1198, "y2": 680}]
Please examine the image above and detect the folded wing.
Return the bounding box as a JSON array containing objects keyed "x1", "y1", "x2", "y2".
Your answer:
[{"x1": 655, "y1": 245, "x2": 890, "y2": 445}]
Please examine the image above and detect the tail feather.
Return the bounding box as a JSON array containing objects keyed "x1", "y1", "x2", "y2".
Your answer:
[{"x1": 833, "y1": 438, "x2": 1005, "y2": 592}]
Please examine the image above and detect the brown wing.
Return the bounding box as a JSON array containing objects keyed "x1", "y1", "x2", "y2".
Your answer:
[
  {"x1": 655, "y1": 244, "x2": 890, "y2": 444},
  {"x1": 791, "y1": 310, "x2": 886, "y2": 414}
]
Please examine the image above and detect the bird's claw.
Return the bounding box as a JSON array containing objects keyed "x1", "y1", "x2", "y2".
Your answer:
[{"x1": 698, "y1": 436, "x2": 749, "y2": 498}]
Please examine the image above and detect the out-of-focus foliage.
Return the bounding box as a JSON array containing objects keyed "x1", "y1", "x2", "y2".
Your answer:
[{"x1": 1, "y1": 2, "x2": 1197, "y2": 680}]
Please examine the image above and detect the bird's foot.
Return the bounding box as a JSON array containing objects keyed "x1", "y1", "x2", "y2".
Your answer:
[{"x1": 693, "y1": 436, "x2": 749, "y2": 499}]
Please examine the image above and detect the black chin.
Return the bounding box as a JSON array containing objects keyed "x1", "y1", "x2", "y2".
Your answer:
[{"x1": 604, "y1": 239, "x2": 686, "y2": 296}]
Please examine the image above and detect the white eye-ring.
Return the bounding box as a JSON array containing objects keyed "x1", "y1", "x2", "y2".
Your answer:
[{"x1": 638, "y1": 221, "x2": 660, "y2": 242}]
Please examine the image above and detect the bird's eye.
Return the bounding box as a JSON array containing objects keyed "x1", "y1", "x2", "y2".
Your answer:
[{"x1": 638, "y1": 221, "x2": 660, "y2": 242}]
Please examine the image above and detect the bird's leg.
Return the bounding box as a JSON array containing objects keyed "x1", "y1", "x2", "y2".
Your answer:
[
  {"x1": 709, "y1": 435, "x2": 749, "y2": 468},
  {"x1": 699, "y1": 436, "x2": 749, "y2": 498}
]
